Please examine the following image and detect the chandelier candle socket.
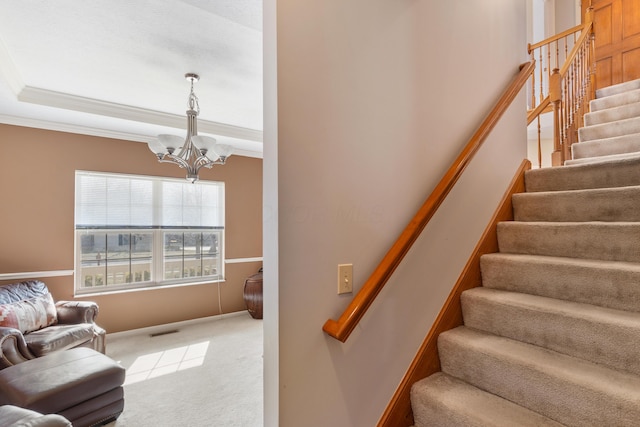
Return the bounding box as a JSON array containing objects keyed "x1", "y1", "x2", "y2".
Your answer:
[{"x1": 147, "y1": 73, "x2": 233, "y2": 183}]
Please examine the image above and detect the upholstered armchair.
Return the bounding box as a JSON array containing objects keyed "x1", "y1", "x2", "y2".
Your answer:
[{"x1": 0, "y1": 280, "x2": 105, "y2": 369}]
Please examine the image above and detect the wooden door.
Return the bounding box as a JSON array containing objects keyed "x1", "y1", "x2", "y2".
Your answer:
[{"x1": 584, "y1": 0, "x2": 640, "y2": 89}]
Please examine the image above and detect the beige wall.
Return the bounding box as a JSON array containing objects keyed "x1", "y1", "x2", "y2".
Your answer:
[
  {"x1": 0, "y1": 124, "x2": 262, "y2": 333},
  {"x1": 266, "y1": 0, "x2": 528, "y2": 426}
]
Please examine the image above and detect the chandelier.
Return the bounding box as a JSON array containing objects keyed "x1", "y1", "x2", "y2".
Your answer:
[{"x1": 147, "y1": 73, "x2": 233, "y2": 183}]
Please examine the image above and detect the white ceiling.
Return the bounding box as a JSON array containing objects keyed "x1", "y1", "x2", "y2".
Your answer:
[{"x1": 0, "y1": 0, "x2": 263, "y2": 158}]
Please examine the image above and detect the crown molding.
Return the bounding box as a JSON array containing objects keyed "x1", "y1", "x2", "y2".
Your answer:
[
  {"x1": 0, "y1": 113, "x2": 153, "y2": 142},
  {"x1": 18, "y1": 86, "x2": 263, "y2": 142},
  {"x1": 0, "y1": 113, "x2": 263, "y2": 159}
]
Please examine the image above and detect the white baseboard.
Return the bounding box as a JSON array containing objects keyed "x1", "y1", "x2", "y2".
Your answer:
[{"x1": 105, "y1": 310, "x2": 250, "y2": 340}]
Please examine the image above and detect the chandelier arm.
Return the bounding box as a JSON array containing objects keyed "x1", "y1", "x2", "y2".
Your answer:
[
  {"x1": 158, "y1": 154, "x2": 191, "y2": 169},
  {"x1": 193, "y1": 155, "x2": 227, "y2": 172}
]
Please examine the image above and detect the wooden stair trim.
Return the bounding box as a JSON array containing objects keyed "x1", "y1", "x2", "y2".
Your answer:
[
  {"x1": 377, "y1": 158, "x2": 531, "y2": 427},
  {"x1": 527, "y1": 96, "x2": 551, "y2": 125}
]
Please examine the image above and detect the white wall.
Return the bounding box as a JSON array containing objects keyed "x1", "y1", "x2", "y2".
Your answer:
[
  {"x1": 527, "y1": 0, "x2": 580, "y2": 44},
  {"x1": 263, "y1": 0, "x2": 278, "y2": 425},
  {"x1": 265, "y1": 1, "x2": 527, "y2": 426},
  {"x1": 555, "y1": 0, "x2": 580, "y2": 33}
]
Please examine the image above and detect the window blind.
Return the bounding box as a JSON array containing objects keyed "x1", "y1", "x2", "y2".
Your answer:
[{"x1": 75, "y1": 171, "x2": 224, "y2": 229}]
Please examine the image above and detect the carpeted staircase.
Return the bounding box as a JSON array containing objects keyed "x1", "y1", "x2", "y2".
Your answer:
[{"x1": 410, "y1": 78, "x2": 640, "y2": 426}]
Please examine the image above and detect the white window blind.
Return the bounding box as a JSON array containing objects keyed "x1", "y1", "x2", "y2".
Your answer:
[
  {"x1": 161, "y1": 181, "x2": 224, "y2": 227},
  {"x1": 75, "y1": 171, "x2": 224, "y2": 229}
]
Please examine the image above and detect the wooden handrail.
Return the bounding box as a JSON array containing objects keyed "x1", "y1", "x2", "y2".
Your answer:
[
  {"x1": 527, "y1": 19, "x2": 587, "y2": 119},
  {"x1": 527, "y1": 6, "x2": 595, "y2": 166},
  {"x1": 527, "y1": 95, "x2": 551, "y2": 125},
  {"x1": 558, "y1": 21, "x2": 593, "y2": 78},
  {"x1": 323, "y1": 60, "x2": 536, "y2": 342},
  {"x1": 548, "y1": 8, "x2": 595, "y2": 164},
  {"x1": 528, "y1": 23, "x2": 583, "y2": 52}
]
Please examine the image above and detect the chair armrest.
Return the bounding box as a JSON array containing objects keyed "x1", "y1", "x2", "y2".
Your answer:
[
  {"x1": 0, "y1": 327, "x2": 35, "y2": 369},
  {"x1": 55, "y1": 300, "x2": 99, "y2": 324}
]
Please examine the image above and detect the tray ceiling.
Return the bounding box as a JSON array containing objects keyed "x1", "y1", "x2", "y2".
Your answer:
[{"x1": 0, "y1": 0, "x2": 263, "y2": 158}]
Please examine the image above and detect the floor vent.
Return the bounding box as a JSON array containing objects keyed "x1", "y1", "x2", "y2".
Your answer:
[{"x1": 149, "y1": 329, "x2": 179, "y2": 337}]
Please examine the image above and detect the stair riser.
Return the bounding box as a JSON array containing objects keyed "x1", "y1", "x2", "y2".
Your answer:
[
  {"x1": 565, "y1": 152, "x2": 640, "y2": 166},
  {"x1": 512, "y1": 187, "x2": 640, "y2": 222},
  {"x1": 439, "y1": 329, "x2": 640, "y2": 427},
  {"x1": 590, "y1": 89, "x2": 640, "y2": 112},
  {"x1": 578, "y1": 117, "x2": 640, "y2": 142},
  {"x1": 461, "y1": 289, "x2": 640, "y2": 376},
  {"x1": 572, "y1": 133, "x2": 640, "y2": 159},
  {"x1": 480, "y1": 254, "x2": 640, "y2": 313},
  {"x1": 498, "y1": 222, "x2": 640, "y2": 263},
  {"x1": 584, "y1": 101, "x2": 640, "y2": 126},
  {"x1": 524, "y1": 156, "x2": 640, "y2": 192}
]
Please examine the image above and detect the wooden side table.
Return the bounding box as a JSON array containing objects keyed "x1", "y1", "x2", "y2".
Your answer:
[{"x1": 243, "y1": 268, "x2": 263, "y2": 319}]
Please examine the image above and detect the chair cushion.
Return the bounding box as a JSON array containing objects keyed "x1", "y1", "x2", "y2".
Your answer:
[
  {"x1": 0, "y1": 281, "x2": 50, "y2": 304},
  {"x1": 0, "y1": 293, "x2": 57, "y2": 334},
  {"x1": 24, "y1": 324, "x2": 95, "y2": 357}
]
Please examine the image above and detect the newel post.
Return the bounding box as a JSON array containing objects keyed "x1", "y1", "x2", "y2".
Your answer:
[{"x1": 550, "y1": 68, "x2": 563, "y2": 166}]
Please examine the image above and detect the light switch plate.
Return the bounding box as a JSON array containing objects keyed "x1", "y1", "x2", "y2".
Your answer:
[{"x1": 337, "y1": 264, "x2": 353, "y2": 294}]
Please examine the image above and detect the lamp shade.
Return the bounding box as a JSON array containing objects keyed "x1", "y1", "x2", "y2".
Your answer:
[
  {"x1": 157, "y1": 134, "x2": 185, "y2": 154},
  {"x1": 147, "y1": 139, "x2": 167, "y2": 155},
  {"x1": 211, "y1": 143, "x2": 234, "y2": 159},
  {"x1": 191, "y1": 135, "x2": 218, "y2": 158}
]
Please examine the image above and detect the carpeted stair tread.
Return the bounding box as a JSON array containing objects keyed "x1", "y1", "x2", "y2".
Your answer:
[
  {"x1": 589, "y1": 87, "x2": 640, "y2": 112},
  {"x1": 480, "y1": 253, "x2": 640, "y2": 313},
  {"x1": 461, "y1": 287, "x2": 640, "y2": 375},
  {"x1": 411, "y1": 80, "x2": 640, "y2": 426},
  {"x1": 524, "y1": 155, "x2": 640, "y2": 192},
  {"x1": 438, "y1": 327, "x2": 640, "y2": 427},
  {"x1": 572, "y1": 132, "x2": 640, "y2": 159},
  {"x1": 595, "y1": 78, "x2": 640, "y2": 98},
  {"x1": 497, "y1": 221, "x2": 640, "y2": 262},
  {"x1": 578, "y1": 116, "x2": 640, "y2": 142},
  {"x1": 512, "y1": 185, "x2": 640, "y2": 222},
  {"x1": 410, "y1": 372, "x2": 564, "y2": 427},
  {"x1": 584, "y1": 100, "x2": 640, "y2": 126},
  {"x1": 565, "y1": 150, "x2": 640, "y2": 165}
]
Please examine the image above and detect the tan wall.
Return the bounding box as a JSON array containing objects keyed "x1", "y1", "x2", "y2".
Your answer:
[{"x1": 0, "y1": 124, "x2": 262, "y2": 333}]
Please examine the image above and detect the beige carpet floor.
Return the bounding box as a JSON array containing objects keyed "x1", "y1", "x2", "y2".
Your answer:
[{"x1": 104, "y1": 312, "x2": 263, "y2": 427}]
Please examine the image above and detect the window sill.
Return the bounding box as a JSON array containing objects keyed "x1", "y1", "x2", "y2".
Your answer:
[{"x1": 75, "y1": 278, "x2": 226, "y2": 298}]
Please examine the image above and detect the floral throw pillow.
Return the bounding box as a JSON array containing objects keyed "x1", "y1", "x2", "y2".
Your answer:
[{"x1": 0, "y1": 293, "x2": 57, "y2": 334}]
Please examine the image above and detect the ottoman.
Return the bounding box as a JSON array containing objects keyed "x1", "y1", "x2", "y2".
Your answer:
[{"x1": 0, "y1": 347, "x2": 125, "y2": 427}]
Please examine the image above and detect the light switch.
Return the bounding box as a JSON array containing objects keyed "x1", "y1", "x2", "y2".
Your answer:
[{"x1": 337, "y1": 264, "x2": 353, "y2": 294}]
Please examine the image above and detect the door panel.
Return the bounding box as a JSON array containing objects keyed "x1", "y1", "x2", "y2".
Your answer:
[
  {"x1": 586, "y1": 0, "x2": 640, "y2": 88},
  {"x1": 622, "y1": 0, "x2": 640, "y2": 38},
  {"x1": 593, "y1": 4, "x2": 613, "y2": 48},
  {"x1": 622, "y1": 47, "x2": 640, "y2": 81},
  {"x1": 598, "y1": 56, "x2": 613, "y2": 87}
]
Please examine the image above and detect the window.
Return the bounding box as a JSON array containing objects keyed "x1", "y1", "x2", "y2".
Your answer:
[{"x1": 75, "y1": 171, "x2": 224, "y2": 294}]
